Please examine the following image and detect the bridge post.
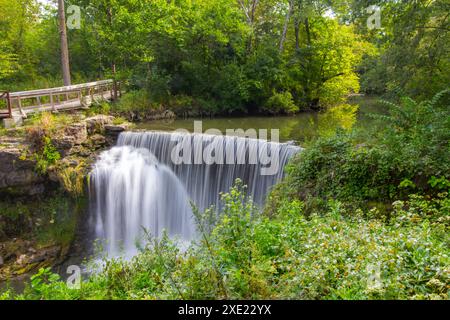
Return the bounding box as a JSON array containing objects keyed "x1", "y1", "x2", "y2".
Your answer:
[
  {"x1": 78, "y1": 90, "x2": 82, "y2": 106},
  {"x1": 5, "y1": 79, "x2": 116, "y2": 118},
  {"x1": 113, "y1": 80, "x2": 118, "y2": 101},
  {"x1": 17, "y1": 97, "x2": 27, "y2": 118},
  {"x1": 6, "y1": 92, "x2": 12, "y2": 118},
  {"x1": 50, "y1": 93, "x2": 57, "y2": 112}
]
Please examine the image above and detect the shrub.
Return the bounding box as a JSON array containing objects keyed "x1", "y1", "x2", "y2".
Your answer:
[
  {"x1": 56, "y1": 163, "x2": 86, "y2": 197},
  {"x1": 372, "y1": 90, "x2": 450, "y2": 182},
  {"x1": 6, "y1": 183, "x2": 449, "y2": 300},
  {"x1": 112, "y1": 117, "x2": 127, "y2": 125},
  {"x1": 112, "y1": 90, "x2": 159, "y2": 113},
  {"x1": 167, "y1": 94, "x2": 197, "y2": 116},
  {"x1": 25, "y1": 112, "x2": 73, "y2": 133},
  {"x1": 85, "y1": 101, "x2": 111, "y2": 116},
  {"x1": 280, "y1": 133, "x2": 396, "y2": 205},
  {"x1": 211, "y1": 63, "x2": 250, "y2": 114},
  {"x1": 25, "y1": 126, "x2": 46, "y2": 151},
  {"x1": 34, "y1": 136, "x2": 61, "y2": 175},
  {"x1": 26, "y1": 112, "x2": 56, "y2": 131},
  {"x1": 273, "y1": 90, "x2": 450, "y2": 212},
  {"x1": 263, "y1": 91, "x2": 299, "y2": 115}
]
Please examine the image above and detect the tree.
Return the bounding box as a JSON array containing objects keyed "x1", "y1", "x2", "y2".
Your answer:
[
  {"x1": 279, "y1": 0, "x2": 294, "y2": 52},
  {"x1": 349, "y1": 0, "x2": 450, "y2": 98},
  {"x1": 58, "y1": 0, "x2": 71, "y2": 85},
  {"x1": 0, "y1": 0, "x2": 40, "y2": 85},
  {"x1": 0, "y1": 46, "x2": 17, "y2": 80},
  {"x1": 275, "y1": 1, "x2": 373, "y2": 108}
]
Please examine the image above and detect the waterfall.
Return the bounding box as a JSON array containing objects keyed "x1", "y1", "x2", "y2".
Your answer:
[{"x1": 90, "y1": 131, "x2": 300, "y2": 257}]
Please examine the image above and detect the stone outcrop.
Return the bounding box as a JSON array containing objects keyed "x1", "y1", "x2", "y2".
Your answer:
[
  {"x1": 65, "y1": 123, "x2": 88, "y2": 145},
  {"x1": 0, "y1": 114, "x2": 127, "y2": 197},
  {"x1": 0, "y1": 145, "x2": 43, "y2": 195},
  {"x1": 85, "y1": 115, "x2": 114, "y2": 135},
  {"x1": 52, "y1": 122, "x2": 88, "y2": 157},
  {"x1": 0, "y1": 239, "x2": 63, "y2": 281},
  {"x1": 115, "y1": 109, "x2": 175, "y2": 122}
]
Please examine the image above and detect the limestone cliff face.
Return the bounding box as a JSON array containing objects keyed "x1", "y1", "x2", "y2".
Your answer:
[
  {"x1": 0, "y1": 115, "x2": 129, "y2": 197},
  {"x1": 0, "y1": 143, "x2": 44, "y2": 196}
]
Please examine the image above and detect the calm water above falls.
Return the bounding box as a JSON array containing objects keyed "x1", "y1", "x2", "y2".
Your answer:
[{"x1": 135, "y1": 96, "x2": 385, "y2": 144}]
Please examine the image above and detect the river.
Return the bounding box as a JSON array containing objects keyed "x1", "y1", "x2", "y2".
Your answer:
[{"x1": 135, "y1": 96, "x2": 384, "y2": 144}]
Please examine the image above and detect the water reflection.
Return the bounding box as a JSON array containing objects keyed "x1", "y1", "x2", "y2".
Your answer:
[{"x1": 135, "y1": 97, "x2": 382, "y2": 144}]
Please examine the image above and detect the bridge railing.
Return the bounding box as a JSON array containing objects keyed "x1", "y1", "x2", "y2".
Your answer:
[
  {"x1": 0, "y1": 91, "x2": 12, "y2": 119},
  {"x1": 0, "y1": 79, "x2": 121, "y2": 118}
]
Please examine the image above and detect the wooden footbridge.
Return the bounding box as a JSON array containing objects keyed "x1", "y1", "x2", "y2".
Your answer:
[{"x1": 0, "y1": 79, "x2": 121, "y2": 124}]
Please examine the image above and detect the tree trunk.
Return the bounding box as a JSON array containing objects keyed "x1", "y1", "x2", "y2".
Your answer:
[
  {"x1": 58, "y1": 0, "x2": 71, "y2": 86},
  {"x1": 279, "y1": 0, "x2": 294, "y2": 52},
  {"x1": 304, "y1": 17, "x2": 311, "y2": 45}
]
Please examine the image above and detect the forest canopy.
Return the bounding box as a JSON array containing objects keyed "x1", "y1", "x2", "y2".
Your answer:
[{"x1": 0, "y1": 0, "x2": 449, "y2": 114}]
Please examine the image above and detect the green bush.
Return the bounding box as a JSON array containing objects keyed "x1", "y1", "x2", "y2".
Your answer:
[
  {"x1": 6, "y1": 183, "x2": 449, "y2": 300},
  {"x1": 373, "y1": 90, "x2": 450, "y2": 182},
  {"x1": 34, "y1": 136, "x2": 61, "y2": 175},
  {"x1": 263, "y1": 91, "x2": 299, "y2": 115},
  {"x1": 280, "y1": 133, "x2": 396, "y2": 205},
  {"x1": 112, "y1": 90, "x2": 160, "y2": 113},
  {"x1": 85, "y1": 102, "x2": 111, "y2": 117},
  {"x1": 167, "y1": 95, "x2": 202, "y2": 116},
  {"x1": 273, "y1": 90, "x2": 450, "y2": 212},
  {"x1": 211, "y1": 63, "x2": 250, "y2": 114}
]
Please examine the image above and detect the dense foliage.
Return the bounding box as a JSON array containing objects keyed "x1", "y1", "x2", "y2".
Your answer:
[
  {"x1": 352, "y1": 0, "x2": 450, "y2": 98},
  {"x1": 0, "y1": 0, "x2": 358, "y2": 112},
  {"x1": 2, "y1": 182, "x2": 448, "y2": 300},
  {"x1": 268, "y1": 90, "x2": 450, "y2": 214},
  {"x1": 2, "y1": 0, "x2": 448, "y2": 113}
]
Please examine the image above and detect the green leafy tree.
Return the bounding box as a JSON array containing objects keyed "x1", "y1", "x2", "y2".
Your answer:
[{"x1": 351, "y1": 0, "x2": 450, "y2": 98}]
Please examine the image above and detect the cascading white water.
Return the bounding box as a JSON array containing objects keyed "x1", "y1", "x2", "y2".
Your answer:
[
  {"x1": 90, "y1": 146, "x2": 194, "y2": 257},
  {"x1": 90, "y1": 131, "x2": 300, "y2": 257},
  {"x1": 118, "y1": 131, "x2": 301, "y2": 210}
]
